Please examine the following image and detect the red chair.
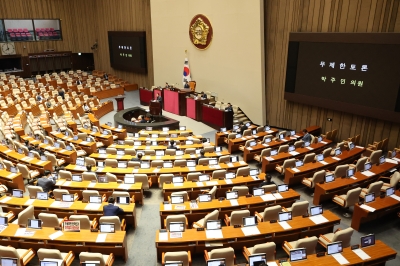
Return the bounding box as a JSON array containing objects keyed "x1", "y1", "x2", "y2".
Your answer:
[
  {"x1": 23, "y1": 28, "x2": 29, "y2": 33},
  {"x1": 17, "y1": 28, "x2": 23, "y2": 33}
]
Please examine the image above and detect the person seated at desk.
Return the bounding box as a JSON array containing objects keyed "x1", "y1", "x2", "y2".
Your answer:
[
  {"x1": 196, "y1": 149, "x2": 206, "y2": 165},
  {"x1": 83, "y1": 104, "x2": 91, "y2": 113},
  {"x1": 168, "y1": 140, "x2": 177, "y2": 150},
  {"x1": 45, "y1": 98, "x2": 52, "y2": 108},
  {"x1": 37, "y1": 170, "x2": 56, "y2": 193},
  {"x1": 36, "y1": 94, "x2": 43, "y2": 102},
  {"x1": 302, "y1": 129, "x2": 311, "y2": 143},
  {"x1": 225, "y1": 103, "x2": 233, "y2": 112},
  {"x1": 76, "y1": 78, "x2": 82, "y2": 85},
  {"x1": 130, "y1": 153, "x2": 143, "y2": 162},
  {"x1": 236, "y1": 122, "x2": 248, "y2": 135},
  {"x1": 184, "y1": 80, "x2": 190, "y2": 89},
  {"x1": 258, "y1": 175, "x2": 276, "y2": 188},
  {"x1": 103, "y1": 73, "x2": 109, "y2": 80},
  {"x1": 202, "y1": 138, "x2": 211, "y2": 147},
  {"x1": 103, "y1": 197, "x2": 124, "y2": 219},
  {"x1": 139, "y1": 116, "x2": 147, "y2": 123},
  {"x1": 58, "y1": 87, "x2": 65, "y2": 100},
  {"x1": 165, "y1": 82, "x2": 169, "y2": 88}
]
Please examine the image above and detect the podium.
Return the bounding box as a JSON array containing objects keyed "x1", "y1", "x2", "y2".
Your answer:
[
  {"x1": 149, "y1": 100, "x2": 161, "y2": 116},
  {"x1": 115, "y1": 96, "x2": 125, "y2": 111}
]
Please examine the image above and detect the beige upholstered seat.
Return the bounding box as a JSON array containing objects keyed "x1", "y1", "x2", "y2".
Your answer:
[
  {"x1": 322, "y1": 147, "x2": 332, "y2": 158},
  {"x1": 254, "y1": 148, "x2": 271, "y2": 162},
  {"x1": 17, "y1": 163, "x2": 40, "y2": 180},
  {"x1": 204, "y1": 247, "x2": 235, "y2": 266},
  {"x1": 380, "y1": 171, "x2": 400, "y2": 191},
  {"x1": 236, "y1": 166, "x2": 250, "y2": 177},
  {"x1": 82, "y1": 190, "x2": 105, "y2": 202},
  {"x1": 278, "y1": 144, "x2": 289, "y2": 153},
  {"x1": 170, "y1": 191, "x2": 189, "y2": 202},
  {"x1": 186, "y1": 172, "x2": 201, "y2": 181},
  {"x1": 349, "y1": 157, "x2": 368, "y2": 172},
  {"x1": 53, "y1": 189, "x2": 72, "y2": 201},
  {"x1": 294, "y1": 140, "x2": 304, "y2": 149},
  {"x1": 0, "y1": 245, "x2": 35, "y2": 266},
  {"x1": 79, "y1": 252, "x2": 114, "y2": 266},
  {"x1": 106, "y1": 148, "x2": 117, "y2": 155},
  {"x1": 224, "y1": 210, "x2": 250, "y2": 226},
  {"x1": 37, "y1": 248, "x2": 75, "y2": 266},
  {"x1": 82, "y1": 172, "x2": 97, "y2": 182},
  {"x1": 303, "y1": 153, "x2": 315, "y2": 164},
  {"x1": 275, "y1": 158, "x2": 296, "y2": 175},
  {"x1": 302, "y1": 170, "x2": 325, "y2": 189},
  {"x1": 106, "y1": 172, "x2": 119, "y2": 182},
  {"x1": 360, "y1": 181, "x2": 383, "y2": 198},
  {"x1": 85, "y1": 157, "x2": 96, "y2": 166},
  {"x1": 369, "y1": 150, "x2": 382, "y2": 165},
  {"x1": 13, "y1": 205, "x2": 35, "y2": 225},
  {"x1": 333, "y1": 164, "x2": 349, "y2": 178},
  {"x1": 59, "y1": 170, "x2": 72, "y2": 180},
  {"x1": 332, "y1": 187, "x2": 362, "y2": 217},
  {"x1": 284, "y1": 200, "x2": 309, "y2": 217},
  {"x1": 99, "y1": 216, "x2": 126, "y2": 231},
  {"x1": 212, "y1": 169, "x2": 226, "y2": 179},
  {"x1": 134, "y1": 174, "x2": 151, "y2": 190},
  {"x1": 45, "y1": 152, "x2": 65, "y2": 169},
  {"x1": 318, "y1": 227, "x2": 354, "y2": 248},
  {"x1": 243, "y1": 242, "x2": 276, "y2": 262},
  {"x1": 255, "y1": 205, "x2": 282, "y2": 222},
  {"x1": 38, "y1": 213, "x2": 64, "y2": 227},
  {"x1": 159, "y1": 174, "x2": 174, "y2": 188},
  {"x1": 69, "y1": 215, "x2": 97, "y2": 229},
  {"x1": 162, "y1": 251, "x2": 191, "y2": 266},
  {"x1": 283, "y1": 236, "x2": 318, "y2": 255},
  {"x1": 262, "y1": 184, "x2": 276, "y2": 192},
  {"x1": 151, "y1": 160, "x2": 164, "y2": 168},
  {"x1": 193, "y1": 209, "x2": 219, "y2": 228},
  {"x1": 198, "y1": 158, "x2": 209, "y2": 166},
  {"x1": 105, "y1": 159, "x2": 118, "y2": 167},
  {"x1": 232, "y1": 186, "x2": 249, "y2": 197},
  {"x1": 27, "y1": 185, "x2": 44, "y2": 198},
  {"x1": 165, "y1": 149, "x2": 176, "y2": 156},
  {"x1": 164, "y1": 214, "x2": 188, "y2": 230},
  {"x1": 174, "y1": 159, "x2": 187, "y2": 167}
]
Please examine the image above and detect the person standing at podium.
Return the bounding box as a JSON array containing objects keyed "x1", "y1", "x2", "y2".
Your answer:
[{"x1": 156, "y1": 93, "x2": 163, "y2": 115}]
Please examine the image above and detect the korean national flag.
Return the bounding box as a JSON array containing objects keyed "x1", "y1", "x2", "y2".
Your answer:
[{"x1": 182, "y1": 58, "x2": 191, "y2": 84}]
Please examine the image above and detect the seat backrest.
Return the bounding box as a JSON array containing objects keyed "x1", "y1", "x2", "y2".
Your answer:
[
  {"x1": 106, "y1": 172, "x2": 118, "y2": 182},
  {"x1": 311, "y1": 170, "x2": 325, "y2": 187},
  {"x1": 230, "y1": 210, "x2": 250, "y2": 225},
  {"x1": 159, "y1": 174, "x2": 173, "y2": 187},
  {"x1": 366, "y1": 181, "x2": 383, "y2": 195},
  {"x1": 186, "y1": 172, "x2": 201, "y2": 181},
  {"x1": 294, "y1": 236, "x2": 318, "y2": 255},
  {"x1": 344, "y1": 187, "x2": 362, "y2": 208},
  {"x1": 390, "y1": 171, "x2": 400, "y2": 187},
  {"x1": 218, "y1": 155, "x2": 230, "y2": 164},
  {"x1": 53, "y1": 189, "x2": 70, "y2": 201},
  {"x1": 174, "y1": 160, "x2": 187, "y2": 167},
  {"x1": 209, "y1": 186, "x2": 217, "y2": 199},
  {"x1": 290, "y1": 201, "x2": 309, "y2": 217},
  {"x1": 232, "y1": 186, "x2": 249, "y2": 197},
  {"x1": 198, "y1": 158, "x2": 209, "y2": 166},
  {"x1": 99, "y1": 216, "x2": 122, "y2": 231},
  {"x1": 204, "y1": 210, "x2": 219, "y2": 224},
  {"x1": 79, "y1": 252, "x2": 105, "y2": 266},
  {"x1": 82, "y1": 190, "x2": 100, "y2": 201},
  {"x1": 212, "y1": 170, "x2": 226, "y2": 179},
  {"x1": 165, "y1": 149, "x2": 176, "y2": 156},
  {"x1": 37, "y1": 248, "x2": 63, "y2": 260},
  {"x1": 18, "y1": 205, "x2": 35, "y2": 225},
  {"x1": 323, "y1": 148, "x2": 332, "y2": 158},
  {"x1": 278, "y1": 144, "x2": 289, "y2": 153},
  {"x1": 303, "y1": 153, "x2": 315, "y2": 164},
  {"x1": 262, "y1": 205, "x2": 281, "y2": 221},
  {"x1": 112, "y1": 191, "x2": 130, "y2": 198},
  {"x1": 134, "y1": 174, "x2": 149, "y2": 190},
  {"x1": 165, "y1": 214, "x2": 186, "y2": 229},
  {"x1": 82, "y1": 172, "x2": 97, "y2": 181},
  {"x1": 334, "y1": 164, "x2": 349, "y2": 178},
  {"x1": 332, "y1": 227, "x2": 354, "y2": 248},
  {"x1": 151, "y1": 160, "x2": 164, "y2": 168},
  {"x1": 252, "y1": 242, "x2": 276, "y2": 261},
  {"x1": 261, "y1": 184, "x2": 276, "y2": 192},
  {"x1": 59, "y1": 170, "x2": 72, "y2": 180},
  {"x1": 369, "y1": 150, "x2": 382, "y2": 165},
  {"x1": 294, "y1": 140, "x2": 304, "y2": 149},
  {"x1": 69, "y1": 215, "x2": 91, "y2": 230},
  {"x1": 260, "y1": 148, "x2": 271, "y2": 157},
  {"x1": 282, "y1": 159, "x2": 296, "y2": 173},
  {"x1": 27, "y1": 185, "x2": 43, "y2": 197},
  {"x1": 209, "y1": 247, "x2": 235, "y2": 266},
  {"x1": 105, "y1": 159, "x2": 118, "y2": 167},
  {"x1": 38, "y1": 213, "x2": 60, "y2": 227},
  {"x1": 164, "y1": 251, "x2": 189, "y2": 266},
  {"x1": 236, "y1": 166, "x2": 250, "y2": 177},
  {"x1": 355, "y1": 157, "x2": 368, "y2": 172},
  {"x1": 171, "y1": 191, "x2": 189, "y2": 201},
  {"x1": 0, "y1": 246, "x2": 19, "y2": 265},
  {"x1": 243, "y1": 129, "x2": 251, "y2": 136}
]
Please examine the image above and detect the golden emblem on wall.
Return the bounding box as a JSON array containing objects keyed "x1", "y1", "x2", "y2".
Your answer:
[{"x1": 189, "y1": 14, "x2": 213, "y2": 50}]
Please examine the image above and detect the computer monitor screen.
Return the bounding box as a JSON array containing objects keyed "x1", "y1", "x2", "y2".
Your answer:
[
  {"x1": 28, "y1": 218, "x2": 42, "y2": 229},
  {"x1": 379, "y1": 155, "x2": 385, "y2": 164},
  {"x1": 54, "y1": 143, "x2": 61, "y2": 148},
  {"x1": 162, "y1": 127, "x2": 169, "y2": 132},
  {"x1": 10, "y1": 167, "x2": 17, "y2": 173},
  {"x1": 226, "y1": 191, "x2": 238, "y2": 200},
  {"x1": 156, "y1": 150, "x2": 165, "y2": 156},
  {"x1": 118, "y1": 140, "x2": 124, "y2": 145},
  {"x1": 199, "y1": 174, "x2": 210, "y2": 182},
  {"x1": 146, "y1": 127, "x2": 152, "y2": 130},
  {"x1": 265, "y1": 126, "x2": 270, "y2": 131},
  {"x1": 134, "y1": 133, "x2": 139, "y2": 137},
  {"x1": 278, "y1": 184, "x2": 288, "y2": 192},
  {"x1": 249, "y1": 169, "x2": 259, "y2": 176},
  {"x1": 72, "y1": 175, "x2": 82, "y2": 182},
  {"x1": 169, "y1": 222, "x2": 185, "y2": 232},
  {"x1": 318, "y1": 136, "x2": 323, "y2": 142},
  {"x1": 176, "y1": 150, "x2": 184, "y2": 156},
  {"x1": 245, "y1": 122, "x2": 251, "y2": 127},
  {"x1": 1, "y1": 258, "x2": 18, "y2": 266},
  {"x1": 41, "y1": 155, "x2": 47, "y2": 161},
  {"x1": 215, "y1": 146, "x2": 222, "y2": 152},
  {"x1": 253, "y1": 188, "x2": 264, "y2": 196},
  {"x1": 98, "y1": 176, "x2": 108, "y2": 183},
  {"x1": 0, "y1": 216, "x2": 8, "y2": 226},
  {"x1": 230, "y1": 156, "x2": 239, "y2": 163},
  {"x1": 195, "y1": 149, "x2": 201, "y2": 154},
  {"x1": 134, "y1": 141, "x2": 142, "y2": 146},
  {"x1": 386, "y1": 187, "x2": 395, "y2": 196},
  {"x1": 290, "y1": 130, "x2": 295, "y2": 136},
  {"x1": 279, "y1": 134, "x2": 284, "y2": 139},
  {"x1": 171, "y1": 196, "x2": 184, "y2": 204},
  {"x1": 264, "y1": 138, "x2": 271, "y2": 143},
  {"x1": 118, "y1": 125, "x2": 123, "y2": 129},
  {"x1": 361, "y1": 234, "x2": 375, "y2": 248},
  {"x1": 206, "y1": 220, "x2": 221, "y2": 230},
  {"x1": 151, "y1": 134, "x2": 158, "y2": 138},
  {"x1": 289, "y1": 145, "x2": 295, "y2": 152},
  {"x1": 226, "y1": 172, "x2": 236, "y2": 179},
  {"x1": 235, "y1": 134, "x2": 242, "y2": 138},
  {"x1": 334, "y1": 149, "x2": 342, "y2": 156},
  {"x1": 364, "y1": 162, "x2": 372, "y2": 171},
  {"x1": 118, "y1": 162, "x2": 127, "y2": 168},
  {"x1": 86, "y1": 137, "x2": 92, "y2": 142},
  {"x1": 220, "y1": 127, "x2": 226, "y2": 132},
  {"x1": 89, "y1": 196, "x2": 102, "y2": 203},
  {"x1": 92, "y1": 127, "x2": 98, "y2": 133},
  {"x1": 73, "y1": 136, "x2": 79, "y2": 141},
  {"x1": 37, "y1": 192, "x2": 48, "y2": 200},
  {"x1": 172, "y1": 176, "x2": 184, "y2": 183},
  {"x1": 304, "y1": 141, "x2": 310, "y2": 147},
  {"x1": 76, "y1": 158, "x2": 85, "y2": 166},
  {"x1": 66, "y1": 145, "x2": 72, "y2": 151},
  {"x1": 365, "y1": 193, "x2": 375, "y2": 203},
  {"x1": 124, "y1": 175, "x2": 135, "y2": 184},
  {"x1": 116, "y1": 196, "x2": 130, "y2": 204},
  {"x1": 270, "y1": 149, "x2": 278, "y2": 156},
  {"x1": 347, "y1": 168, "x2": 354, "y2": 177},
  {"x1": 349, "y1": 142, "x2": 355, "y2": 150},
  {"x1": 62, "y1": 194, "x2": 74, "y2": 202},
  {"x1": 249, "y1": 141, "x2": 256, "y2": 147},
  {"x1": 44, "y1": 139, "x2": 49, "y2": 144},
  {"x1": 99, "y1": 149, "x2": 106, "y2": 154},
  {"x1": 207, "y1": 259, "x2": 225, "y2": 266},
  {"x1": 28, "y1": 152, "x2": 34, "y2": 158},
  {"x1": 243, "y1": 216, "x2": 257, "y2": 227},
  {"x1": 140, "y1": 162, "x2": 150, "y2": 169},
  {"x1": 278, "y1": 211, "x2": 292, "y2": 222},
  {"x1": 327, "y1": 241, "x2": 343, "y2": 255},
  {"x1": 40, "y1": 261, "x2": 58, "y2": 266},
  {"x1": 233, "y1": 125, "x2": 239, "y2": 130},
  {"x1": 290, "y1": 248, "x2": 307, "y2": 262},
  {"x1": 99, "y1": 223, "x2": 115, "y2": 233},
  {"x1": 209, "y1": 159, "x2": 218, "y2": 165},
  {"x1": 116, "y1": 150, "x2": 125, "y2": 155},
  {"x1": 252, "y1": 129, "x2": 257, "y2": 135},
  {"x1": 316, "y1": 154, "x2": 324, "y2": 162},
  {"x1": 310, "y1": 205, "x2": 323, "y2": 216},
  {"x1": 391, "y1": 150, "x2": 397, "y2": 158},
  {"x1": 199, "y1": 194, "x2": 212, "y2": 202},
  {"x1": 171, "y1": 133, "x2": 178, "y2": 138},
  {"x1": 163, "y1": 162, "x2": 173, "y2": 168},
  {"x1": 180, "y1": 126, "x2": 186, "y2": 130},
  {"x1": 249, "y1": 254, "x2": 266, "y2": 266},
  {"x1": 185, "y1": 140, "x2": 193, "y2": 145},
  {"x1": 97, "y1": 161, "x2": 104, "y2": 167},
  {"x1": 187, "y1": 160, "x2": 196, "y2": 167},
  {"x1": 295, "y1": 160, "x2": 303, "y2": 167},
  {"x1": 325, "y1": 174, "x2": 334, "y2": 183},
  {"x1": 12, "y1": 189, "x2": 23, "y2": 198}
]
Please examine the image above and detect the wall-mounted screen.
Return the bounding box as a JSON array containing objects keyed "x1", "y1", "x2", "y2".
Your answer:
[
  {"x1": 284, "y1": 33, "x2": 400, "y2": 123},
  {"x1": 33, "y1": 19, "x2": 62, "y2": 41},
  {"x1": 108, "y1": 31, "x2": 147, "y2": 74}
]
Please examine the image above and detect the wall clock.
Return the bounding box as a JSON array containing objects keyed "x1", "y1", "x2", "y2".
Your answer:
[{"x1": 1, "y1": 42, "x2": 16, "y2": 55}]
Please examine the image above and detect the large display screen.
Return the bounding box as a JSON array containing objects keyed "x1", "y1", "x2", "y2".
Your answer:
[
  {"x1": 108, "y1": 31, "x2": 147, "y2": 74},
  {"x1": 285, "y1": 33, "x2": 400, "y2": 123}
]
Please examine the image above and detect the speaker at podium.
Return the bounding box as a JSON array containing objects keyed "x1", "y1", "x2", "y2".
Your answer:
[{"x1": 149, "y1": 100, "x2": 161, "y2": 116}]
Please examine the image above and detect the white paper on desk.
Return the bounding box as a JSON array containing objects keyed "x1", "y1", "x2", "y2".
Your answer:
[
  {"x1": 190, "y1": 202, "x2": 198, "y2": 209},
  {"x1": 174, "y1": 183, "x2": 183, "y2": 187},
  {"x1": 290, "y1": 137, "x2": 297, "y2": 140},
  {"x1": 360, "y1": 204, "x2": 376, "y2": 212},
  {"x1": 96, "y1": 233, "x2": 107, "y2": 242},
  {"x1": 132, "y1": 169, "x2": 139, "y2": 173},
  {"x1": 0, "y1": 225, "x2": 6, "y2": 233},
  {"x1": 205, "y1": 241, "x2": 223, "y2": 247},
  {"x1": 305, "y1": 146, "x2": 314, "y2": 150},
  {"x1": 188, "y1": 167, "x2": 196, "y2": 171},
  {"x1": 80, "y1": 141, "x2": 88, "y2": 145},
  {"x1": 332, "y1": 157, "x2": 341, "y2": 161},
  {"x1": 230, "y1": 200, "x2": 239, "y2": 206},
  {"x1": 88, "y1": 182, "x2": 96, "y2": 187},
  {"x1": 247, "y1": 147, "x2": 253, "y2": 151},
  {"x1": 320, "y1": 141, "x2": 328, "y2": 144},
  {"x1": 85, "y1": 203, "x2": 102, "y2": 210},
  {"x1": 153, "y1": 168, "x2": 160, "y2": 173},
  {"x1": 212, "y1": 165, "x2": 221, "y2": 169},
  {"x1": 386, "y1": 158, "x2": 398, "y2": 164},
  {"x1": 281, "y1": 139, "x2": 288, "y2": 142},
  {"x1": 49, "y1": 230, "x2": 64, "y2": 240},
  {"x1": 7, "y1": 173, "x2": 17, "y2": 178},
  {"x1": 227, "y1": 163, "x2": 234, "y2": 167},
  {"x1": 163, "y1": 204, "x2": 172, "y2": 210},
  {"x1": 119, "y1": 184, "x2": 131, "y2": 189},
  {"x1": 251, "y1": 176, "x2": 259, "y2": 180},
  {"x1": 390, "y1": 194, "x2": 400, "y2": 201},
  {"x1": 25, "y1": 199, "x2": 35, "y2": 205},
  {"x1": 350, "y1": 176, "x2": 357, "y2": 180},
  {"x1": 241, "y1": 137, "x2": 247, "y2": 140},
  {"x1": 262, "y1": 144, "x2": 269, "y2": 147},
  {"x1": 56, "y1": 180, "x2": 65, "y2": 186},
  {"x1": 353, "y1": 248, "x2": 371, "y2": 260},
  {"x1": 239, "y1": 161, "x2": 246, "y2": 165},
  {"x1": 206, "y1": 229, "x2": 223, "y2": 239},
  {"x1": 319, "y1": 161, "x2": 328, "y2": 165},
  {"x1": 332, "y1": 253, "x2": 350, "y2": 265},
  {"x1": 265, "y1": 157, "x2": 274, "y2": 161},
  {"x1": 261, "y1": 194, "x2": 275, "y2": 201},
  {"x1": 37, "y1": 161, "x2": 47, "y2": 165},
  {"x1": 175, "y1": 205, "x2": 186, "y2": 210},
  {"x1": 175, "y1": 156, "x2": 182, "y2": 159},
  {"x1": 278, "y1": 221, "x2": 292, "y2": 230},
  {"x1": 170, "y1": 232, "x2": 182, "y2": 239},
  {"x1": 361, "y1": 170, "x2": 375, "y2": 177},
  {"x1": 196, "y1": 182, "x2": 204, "y2": 187},
  {"x1": 4, "y1": 150, "x2": 11, "y2": 153},
  {"x1": 190, "y1": 154, "x2": 196, "y2": 158},
  {"x1": 356, "y1": 146, "x2": 364, "y2": 149},
  {"x1": 393, "y1": 157, "x2": 400, "y2": 162},
  {"x1": 63, "y1": 181, "x2": 71, "y2": 186},
  {"x1": 74, "y1": 165, "x2": 85, "y2": 170},
  {"x1": 267, "y1": 130, "x2": 274, "y2": 133},
  {"x1": 291, "y1": 168, "x2": 300, "y2": 172},
  {"x1": 289, "y1": 151, "x2": 299, "y2": 156},
  {"x1": 272, "y1": 193, "x2": 283, "y2": 199},
  {"x1": 154, "y1": 156, "x2": 161, "y2": 160},
  {"x1": 216, "y1": 152, "x2": 222, "y2": 156},
  {"x1": 116, "y1": 155, "x2": 123, "y2": 159},
  {"x1": 225, "y1": 179, "x2": 233, "y2": 184},
  {"x1": 265, "y1": 262, "x2": 278, "y2": 266},
  {"x1": 206, "y1": 181, "x2": 218, "y2": 186},
  {"x1": 309, "y1": 214, "x2": 329, "y2": 224},
  {"x1": 0, "y1": 196, "x2": 11, "y2": 203},
  {"x1": 159, "y1": 232, "x2": 168, "y2": 241},
  {"x1": 145, "y1": 146, "x2": 150, "y2": 150},
  {"x1": 241, "y1": 226, "x2": 260, "y2": 236}
]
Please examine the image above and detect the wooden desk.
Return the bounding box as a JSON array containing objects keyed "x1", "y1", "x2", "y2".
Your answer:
[
  {"x1": 314, "y1": 162, "x2": 398, "y2": 205},
  {"x1": 351, "y1": 190, "x2": 400, "y2": 231},
  {"x1": 21, "y1": 135, "x2": 78, "y2": 163},
  {"x1": 50, "y1": 131, "x2": 97, "y2": 155},
  {"x1": 278, "y1": 240, "x2": 396, "y2": 265},
  {"x1": 0, "y1": 169, "x2": 24, "y2": 190},
  {"x1": 109, "y1": 143, "x2": 214, "y2": 151},
  {"x1": 261, "y1": 140, "x2": 333, "y2": 172},
  {"x1": 100, "y1": 123, "x2": 127, "y2": 140},
  {"x1": 284, "y1": 147, "x2": 365, "y2": 186},
  {"x1": 159, "y1": 189, "x2": 300, "y2": 228},
  {"x1": 0, "y1": 145, "x2": 52, "y2": 173},
  {"x1": 227, "y1": 131, "x2": 280, "y2": 154},
  {"x1": 162, "y1": 174, "x2": 266, "y2": 201},
  {"x1": 0, "y1": 195, "x2": 137, "y2": 229},
  {"x1": 0, "y1": 223, "x2": 128, "y2": 261},
  {"x1": 91, "y1": 101, "x2": 114, "y2": 119},
  {"x1": 124, "y1": 135, "x2": 200, "y2": 142},
  {"x1": 55, "y1": 179, "x2": 144, "y2": 205},
  {"x1": 155, "y1": 210, "x2": 340, "y2": 260},
  {"x1": 91, "y1": 87, "x2": 124, "y2": 100},
  {"x1": 139, "y1": 129, "x2": 194, "y2": 135},
  {"x1": 214, "y1": 124, "x2": 259, "y2": 146},
  {"x1": 77, "y1": 128, "x2": 114, "y2": 146}
]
